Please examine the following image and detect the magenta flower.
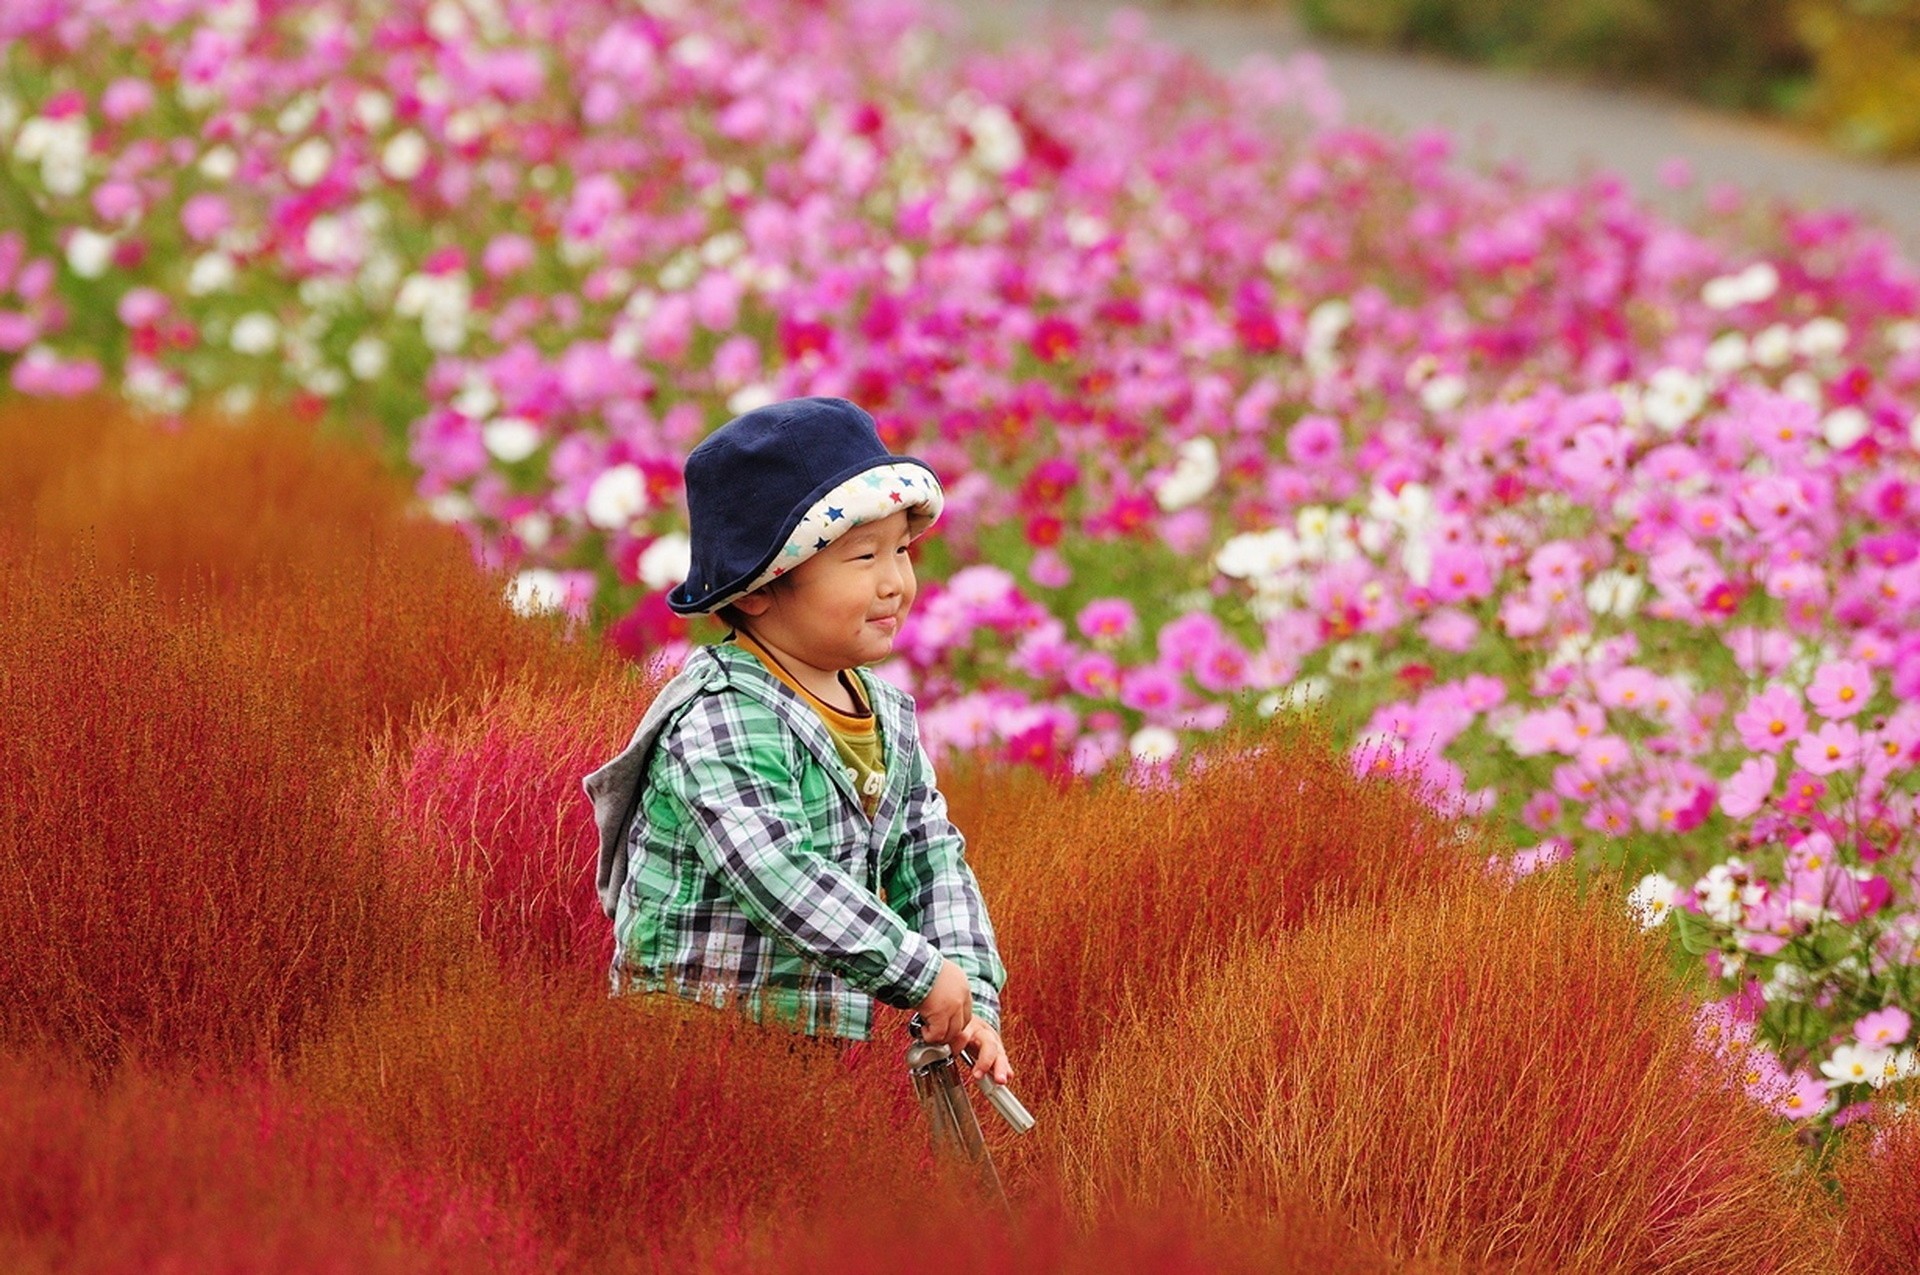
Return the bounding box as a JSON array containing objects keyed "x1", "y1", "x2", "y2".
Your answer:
[
  {"x1": 1066, "y1": 651, "x2": 1121, "y2": 699},
  {"x1": 1285, "y1": 413, "x2": 1342, "y2": 467},
  {"x1": 1076, "y1": 597, "x2": 1138, "y2": 644},
  {"x1": 1733, "y1": 685, "x2": 1806, "y2": 754},
  {"x1": 1806, "y1": 658, "x2": 1873, "y2": 720},
  {"x1": 1118, "y1": 663, "x2": 1181, "y2": 714}
]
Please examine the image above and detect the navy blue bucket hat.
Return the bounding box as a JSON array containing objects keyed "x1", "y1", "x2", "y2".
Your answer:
[{"x1": 667, "y1": 396, "x2": 944, "y2": 616}]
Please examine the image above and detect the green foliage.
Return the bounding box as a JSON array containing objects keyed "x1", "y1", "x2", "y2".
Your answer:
[
  {"x1": 1795, "y1": 0, "x2": 1920, "y2": 155},
  {"x1": 1292, "y1": 0, "x2": 1813, "y2": 112}
]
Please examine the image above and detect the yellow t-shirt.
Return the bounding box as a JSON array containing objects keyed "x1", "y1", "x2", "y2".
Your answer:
[{"x1": 733, "y1": 633, "x2": 887, "y2": 817}]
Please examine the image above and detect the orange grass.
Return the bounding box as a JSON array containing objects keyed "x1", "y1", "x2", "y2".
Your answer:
[
  {"x1": 0, "y1": 1046, "x2": 548, "y2": 1273},
  {"x1": 0, "y1": 560, "x2": 446, "y2": 1072},
  {"x1": 943, "y1": 736, "x2": 1487, "y2": 1090},
  {"x1": 1052, "y1": 868, "x2": 1838, "y2": 1272},
  {"x1": 1831, "y1": 1102, "x2": 1920, "y2": 1274},
  {"x1": 387, "y1": 669, "x2": 661, "y2": 973},
  {"x1": 291, "y1": 963, "x2": 935, "y2": 1267},
  {"x1": 0, "y1": 397, "x2": 610, "y2": 751},
  {"x1": 694, "y1": 1192, "x2": 1436, "y2": 1275}
]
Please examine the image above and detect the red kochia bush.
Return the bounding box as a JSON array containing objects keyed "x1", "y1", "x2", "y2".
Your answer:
[
  {"x1": 0, "y1": 1046, "x2": 547, "y2": 1273},
  {"x1": 389, "y1": 669, "x2": 663, "y2": 973},
  {"x1": 0, "y1": 398, "x2": 609, "y2": 751},
  {"x1": 1832, "y1": 1103, "x2": 1920, "y2": 1274},
  {"x1": 1057, "y1": 869, "x2": 1836, "y2": 1271},
  {"x1": 293, "y1": 965, "x2": 932, "y2": 1267},
  {"x1": 0, "y1": 562, "x2": 434, "y2": 1071},
  {"x1": 944, "y1": 727, "x2": 1483, "y2": 1090},
  {"x1": 696, "y1": 1192, "x2": 1428, "y2": 1275}
]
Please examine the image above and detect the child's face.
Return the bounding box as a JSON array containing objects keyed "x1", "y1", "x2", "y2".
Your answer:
[{"x1": 734, "y1": 509, "x2": 917, "y2": 673}]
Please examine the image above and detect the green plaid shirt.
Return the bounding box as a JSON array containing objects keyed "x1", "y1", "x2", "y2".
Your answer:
[{"x1": 587, "y1": 642, "x2": 1004, "y2": 1039}]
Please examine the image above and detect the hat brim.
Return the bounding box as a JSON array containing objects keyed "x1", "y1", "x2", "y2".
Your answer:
[{"x1": 667, "y1": 456, "x2": 943, "y2": 615}]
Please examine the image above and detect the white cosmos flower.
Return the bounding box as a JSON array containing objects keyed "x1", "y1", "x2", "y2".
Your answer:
[
  {"x1": 347, "y1": 334, "x2": 388, "y2": 380},
  {"x1": 197, "y1": 144, "x2": 238, "y2": 181},
  {"x1": 1627, "y1": 873, "x2": 1679, "y2": 928},
  {"x1": 584, "y1": 463, "x2": 650, "y2": 529},
  {"x1": 1643, "y1": 367, "x2": 1707, "y2": 432},
  {"x1": 1274, "y1": 676, "x2": 1331, "y2": 711},
  {"x1": 65, "y1": 229, "x2": 114, "y2": 278},
  {"x1": 1261, "y1": 241, "x2": 1301, "y2": 275},
  {"x1": 287, "y1": 137, "x2": 332, "y2": 187},
  {"x1": 1154, "y1": 437, "x2": 1220, "y2": 511},
  {"x1": 726, "y1": 383, "x2": 776, "y2": 416},
  {"x1": 1701, "y1": 261, "x2": 1778, "y2": 309},
  {"x1": 1795, "y1": 317, "x2": 1848, "y2": 361},
  {"x1": 505, "y1": 568, "x2": 568, "y2": 617},
  {"x1": 229, "y1": 311, "x2": 280, "y2": 355},
  {"x1": 1214, "y1": 528, "x2": 1299, "y2": 581},
  {"x1": 1585, "y1": 568, "x2": 1644, "y2": 617},
  {"x1": 1751, "y1": 323, "x2": 1793, "y2": 368},
  {"x1": 967, "y1": 104, "x2": 1025, "y2": 174},
  {"x1": 187, "y1": 251, "x2": 236, "y2": 295},
  {"x1": 513, "y1": 512, "x2": 553, "y2": 550},
  {"x1": 1891, "y1": 320, "x2": 1920, "y2": 353},
  {"x1": 1703, "y1": 332, "x2": 1749, "y2": 376},
  {"x1": 1781, "y1": 371, "x2": 1823, "y2": 406},
  {"x1": 481, "y1": 417, "x2": 541, "y2": 463},
  {"x1": 638, "y1": 532, "x2": 692, "y2": 591},
  {"x1": 1420, "y1": 373, "x2": 1467, "y2": 414},
  {"x1": 381, "y1": 130, "x2": 428, "y2": 181},
  {"x1": 426, "y1": 491, "x2": 474, "y2": 524},
  {"x1": 1128, "y1": 726, "x2": 1179, "y2": 764},
  {"x1": 1821, "y1": 1044, "x2": 1891, "y2": 1088},
  {"x1": 1327, "y1": 640, "x2": 1374, "y2": 679},
  {"x1": 1822, "y1": 407, "x2": 1870, "y2": 451},
  {"x1": 354, "y1": 89, "x2": 393, "y2": 131}
]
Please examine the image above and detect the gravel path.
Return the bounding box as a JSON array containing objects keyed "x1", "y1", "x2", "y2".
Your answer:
[{"x1": 949, "y1": 0, "x2": 1920, "y2": 261}]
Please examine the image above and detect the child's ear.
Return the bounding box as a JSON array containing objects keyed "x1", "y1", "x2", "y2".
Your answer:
[{"x1": 733, "y1": 589, "x2": 772, "y2": 617}]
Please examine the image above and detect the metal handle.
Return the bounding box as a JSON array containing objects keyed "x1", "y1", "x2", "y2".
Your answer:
[{"x1": 906, "y1": 1013, "x2": 1035, "y2": 1134}]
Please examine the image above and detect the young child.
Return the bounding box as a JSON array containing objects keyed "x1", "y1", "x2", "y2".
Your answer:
[{"x1": 584, "y1": 396, "x2": 1011, "y2": 1084}]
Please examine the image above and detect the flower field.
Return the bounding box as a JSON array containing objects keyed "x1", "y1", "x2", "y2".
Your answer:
[{"x1": 5, "y1": 0, "x2": 1920, "y2": 1265}]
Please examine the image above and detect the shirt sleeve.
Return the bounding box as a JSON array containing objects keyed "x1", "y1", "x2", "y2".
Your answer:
[
  {"x1": 663, "y1": 690, "x2": 944, "y2": 1011},
  {"x1": 883, "y1": 741, "x2": 1008, "y2": 1031}
]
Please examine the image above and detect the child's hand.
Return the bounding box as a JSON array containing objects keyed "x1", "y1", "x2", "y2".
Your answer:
[
  {"x1": 956, "y1": 1019, "x2": 1012, "y2": 1087},
  {"x1": 914, "y1": 958, "x2": 973, "y2": 1046}
]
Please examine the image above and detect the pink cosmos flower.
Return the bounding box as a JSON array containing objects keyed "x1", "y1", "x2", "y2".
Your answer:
[
  {"x1": 1419, "y1": 608, "x2": 1479, "y2": 652},
  {"x1": 180, "y1": 192, "x2": 232, "y2": 242},
  {"x1": 1191, "y1": 637, "x2": 1251, "y2": 694},
  {"x1": 1076, "y1": 597, "x2": 1138, "y2": 644},
  {"x1": 1792, "y1": 721, "x2": 1861, "y2": 776},
  {"x1": 1719, "y1": 755, "x2": 1777, "y2": 820},
  {"x1": 1854, "y1": 1007, "x2": 1911, "y2": 1049},
  {"x1": 1426, "y1": 546, "x2": 1493, "y2": 604},
  {"x1": 1774, "y1": 1069, "x2": 1828, "y2": 1120},
  {"x1": 1520, "y1": 790, "x2": 1562, "y2": 831},
  {"x1": 1066, "y1": 651, "x2": 1121, "y2": 699},
  {"x1": 1286, "y1": 413, "x2": 1342, "y2": 467},
  {"x1": 1725, "y1": 627, "x2": 1795, "y2": 679},
  {"x1": 1119, "y1": 663, "x2": 1181, "y2": 714},
  {"x1": 1732, "y1": 685, "x2": 1805, "y2": 754},
  {"x1": 1806, "y1": 658, "x2": 1873, "y2": 720},
  {"x1": 1777, "y1": 771, "x2": 1827, "y2": 816}
]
